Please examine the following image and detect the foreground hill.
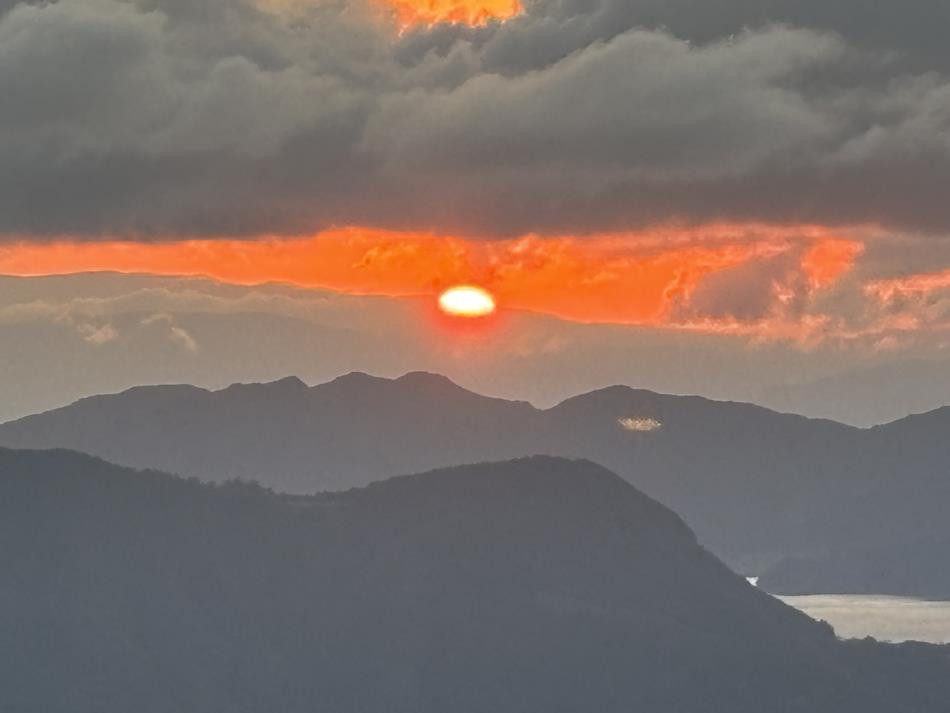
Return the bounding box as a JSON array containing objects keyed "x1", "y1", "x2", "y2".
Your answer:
[
  {"x1": 1, "y1": 373, "x2": 948, "y2": 585},
  {"x1": 2, "y1": 448, "x2": 949, "y2": 712}
]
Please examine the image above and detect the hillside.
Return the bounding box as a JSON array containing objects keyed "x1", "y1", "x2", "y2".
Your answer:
[
  {"x1": 1, "y1": 373, "x2": 948, "y2": 583},
  {"x1": 3, "y1": 448, "x2": 950, "y2": 712}
]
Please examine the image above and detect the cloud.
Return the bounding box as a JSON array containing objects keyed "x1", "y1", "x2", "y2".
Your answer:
[
  {"x1": 386, "y1": 0, "x2": 520, "y2": 26},
  {"x1": 0, "y1": 224, "x2": 843, "y2": 328},
  {"x1": 169, "y1": 324, "x2": 199, "y2": 352},
  {"x1": 2, "y1": 0, "x2": 950, "y2": 238},
  {"x1": 76, "y1": 322, "x2": 119, "y2": 345},
  {"x1": 3, "y1": 0, "x2": 950, "y2": 355},
  {"x1": 142, "y1": 312, "x2": 199, "y2": 352}
]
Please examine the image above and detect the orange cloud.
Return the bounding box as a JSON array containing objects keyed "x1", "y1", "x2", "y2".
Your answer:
[
  {"x1": 801, "y1": 239, "x2": 864, "y2": 290},
  {"x1": 865, "y1": 268, "x2": 950, "y2": 302},
  {"x1": 0, "y1": 224, "x2": 855, "y2": 331},
  {"x1": 384, "y1": 0, "x2": 520, "y2": 26}
]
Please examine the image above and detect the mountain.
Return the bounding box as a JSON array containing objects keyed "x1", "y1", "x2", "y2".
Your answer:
[
  {"x1": 1, "y1": 372, "x2": 948, "y2": 586},
  {"x1": 761, "y1": 535, "x2": 950, "y2": 600},
  {"x1": 2, "y1": 448, "x2": 949, "y2": 712},
  {"x1": 0, "y1": 372, "x2": 538, "y2": 492}
]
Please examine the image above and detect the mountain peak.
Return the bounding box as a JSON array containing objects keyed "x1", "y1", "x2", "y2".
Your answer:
[
  {"x1": 352, "y1": 455, "x2": 694, "y2": 541},
  {"x1": 367, "y1": 455, "x2": 624, "y2": 493},
  {"x1": 396, "y1": 371, "x2": 460, "y2": 387},
  {"x1": 322, "y1": 371, "x2": 392, "y2": 388},
  {"x1": 221, "y1": 376, "x2": 308, "y2": 394},
  {"x1": 317, "y1": 371, "x2": 503, "y2": 404},
  {"x1": 395, "y1": 371, "x2": 477, "y2": 396},
  {"x1": 269, "y1": 375, "x2": 308, "y2": 389}
]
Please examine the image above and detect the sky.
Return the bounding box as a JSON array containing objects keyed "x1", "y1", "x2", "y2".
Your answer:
[
  {"x1": 4, "y1": 271, "x2": 950, "y2": 428},
  {"x1": 3, "y1": 0, "x2": 950, "y2": 422}
]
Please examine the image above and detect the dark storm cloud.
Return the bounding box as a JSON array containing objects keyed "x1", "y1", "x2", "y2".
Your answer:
[{"x1": 3, "y1": 0, "x2": 950, "y2": 238}]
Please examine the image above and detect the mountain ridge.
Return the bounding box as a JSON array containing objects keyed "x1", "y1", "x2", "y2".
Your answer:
[
  {"x1": 5, "y1": 370, "x2": 878, "y2": 426},
  {"x1": 2, "y1": 371, "x2": 949, "y2": 594},
  {"x1": 22, "y1": 368, "x2": 949, "y2": 429}
]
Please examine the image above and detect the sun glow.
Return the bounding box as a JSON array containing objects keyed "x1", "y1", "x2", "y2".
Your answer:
[
  {"x1": 438, "y1": 285, "x2": 497, "y2": 318},
  {"x1": 0, "y1": 224, "x2": 859, "y2": 333}
]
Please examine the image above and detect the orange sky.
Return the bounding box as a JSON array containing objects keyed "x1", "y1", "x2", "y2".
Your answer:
[
  {"x1": 0, "y1": 225, "x2": 861, "y2": 328},
  {"x1": 385, "y1": 0, "x2": 521, "y2": 26}
]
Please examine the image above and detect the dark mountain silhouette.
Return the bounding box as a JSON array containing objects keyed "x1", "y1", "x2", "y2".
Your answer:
[
  {"x1": 2, "y1": 448, "x2": 949, "y2": 713},
  {"x1": 1, "y1": 372, "x2": 948, "y2": 590},
  {"x1": 0, "y1": 372, "x2": 538, "y2": 494},
  {"x1": 761, "y1": 535, "x2": 950, "y2": 599}
]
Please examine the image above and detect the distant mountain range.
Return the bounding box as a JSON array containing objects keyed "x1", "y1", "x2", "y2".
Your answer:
[
  {"x1": 1, "y1": 372, "x2": 949, "y2": 594},
  {"x1": 3, "y1": 448, "x2": 949, "y2": 712},
  {"x1": 761, "y1": 536, "x2": 950, "y2": 600}
]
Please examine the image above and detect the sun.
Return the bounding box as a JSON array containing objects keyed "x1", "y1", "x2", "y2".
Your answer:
[{"x1": 438, "y1": 285, "x2": 497, "y2": 318}]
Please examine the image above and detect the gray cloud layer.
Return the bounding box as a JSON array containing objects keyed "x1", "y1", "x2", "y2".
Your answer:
[{"x1": 3, "y1": 0, "x2": 950, "y2": 237}]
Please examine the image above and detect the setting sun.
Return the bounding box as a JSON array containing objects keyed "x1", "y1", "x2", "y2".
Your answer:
[{"x1": 438, "y1": 285, "x2": 497, "y2": 317}]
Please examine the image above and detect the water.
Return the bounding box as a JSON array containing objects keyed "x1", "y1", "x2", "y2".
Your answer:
[{"x1": 780, "y1": 594, "x2": 950, "y2": 644}]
